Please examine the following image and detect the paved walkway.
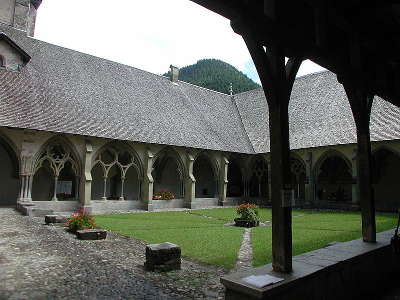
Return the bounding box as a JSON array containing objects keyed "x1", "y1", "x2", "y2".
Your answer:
[{"x1": 0, "y1": 208, "x2": 226, "y2": 300}]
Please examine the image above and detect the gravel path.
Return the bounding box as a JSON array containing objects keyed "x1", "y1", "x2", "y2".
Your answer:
[{"x1": 0, "y1": 208, "x2": 227, "y2": 300}]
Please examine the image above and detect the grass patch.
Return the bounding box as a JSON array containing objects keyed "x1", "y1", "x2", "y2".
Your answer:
[
  {"x1": 96, "y1": 211, "x2": 243, "y2": 269},
  {"x1": 252, "y1": 211, "x2": 397, "y2": 267},
  {"x1": 95, "y1": 209, "x2": 397, "y2": 270}
]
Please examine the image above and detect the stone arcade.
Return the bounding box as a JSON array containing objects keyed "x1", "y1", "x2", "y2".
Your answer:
[{"x1": 0, "y1": 0, "x2": 400, "y2": 215}]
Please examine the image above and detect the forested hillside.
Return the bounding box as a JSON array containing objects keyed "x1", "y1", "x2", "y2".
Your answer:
[{"x1": 163, "y1": 59, "x2": 259, "y2": 94}]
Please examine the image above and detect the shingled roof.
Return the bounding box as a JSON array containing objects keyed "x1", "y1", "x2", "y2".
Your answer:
[
  {"x1": 0, "y1": 25, "x2": 399, "y2": 155},
  {"x1": 0, "y1": 25, "x2": 254, "y2": 154},
  {"x1": 234, "y1": 71, "x2": 400, "y2": 153}
]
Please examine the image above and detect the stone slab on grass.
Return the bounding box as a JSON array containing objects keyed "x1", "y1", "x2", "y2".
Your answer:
[
  {"x1": 145, "y1": 242, "x2": 181, "y2": 272},
  {"x1": 76, "y1": 229, "x2": 107, "y2": 240},
  {"x1": 45, "y1": 215, "x2": 68, "y2": 224}
]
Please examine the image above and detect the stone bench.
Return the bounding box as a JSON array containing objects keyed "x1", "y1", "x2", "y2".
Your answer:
[
  {"x1": 144, "y1": 242, "x2": 181, "y2": 272},
  {"x1": 76, "y1": 229, "x2": 107, "y2": 240},
  {"x1": 45, "y1": 215, "x2": 68, "y2": 225}
]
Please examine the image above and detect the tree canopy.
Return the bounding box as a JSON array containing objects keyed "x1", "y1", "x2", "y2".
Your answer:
[{"x1": 163, "y1": 59, "x2": 260, "y2": 94}]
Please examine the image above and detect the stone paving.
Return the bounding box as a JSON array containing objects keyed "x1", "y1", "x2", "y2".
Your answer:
[
  {"x1": 0, "y1": 208, "x2": 227, "y2": 300},
  {"x1": 233, "y1": 228, "x2": 253, "y2": 272}
]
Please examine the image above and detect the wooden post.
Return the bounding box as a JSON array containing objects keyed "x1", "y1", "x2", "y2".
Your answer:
[
  {"x1": 344, "y1": 85, "x2": 376, "y2": 242},
  {"x1": 238, "y1": 22, "x2": 302, "y2": 272}
]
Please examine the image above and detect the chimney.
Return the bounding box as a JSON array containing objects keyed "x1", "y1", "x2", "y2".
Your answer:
[
  {"x1": 170, "y1": 65, "x2": 179, "y2": 83},
  {"x1": 0, "y1": 0, "x2": 42, "y2": 37}
]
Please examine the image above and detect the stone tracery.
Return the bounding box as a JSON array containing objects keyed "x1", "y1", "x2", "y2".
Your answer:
[
  {"x1": 91, "y1": 145, "x2": 142, "y2": 200},
  {"x1": 32, "y1": 140, "x2": 80, "y2": 201}
]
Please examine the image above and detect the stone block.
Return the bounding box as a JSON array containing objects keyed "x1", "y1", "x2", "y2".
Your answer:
[
  {"x1": 45, "y1": 215, "x2": 68, "y2": 224},
  {"x1": 145, "y1": 242, "x2": 181, "y2": 271},
  {"x1": 76, "y1": 229, "x2": 107, "y2": 240},
  {"x1": 31, "y1": 208, "x2": 54, "y2": 217}
]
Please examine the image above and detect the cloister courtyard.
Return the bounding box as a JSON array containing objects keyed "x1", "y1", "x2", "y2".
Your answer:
[{"x1": 1, "y1": 206, "x2": 397, "y2": 299}]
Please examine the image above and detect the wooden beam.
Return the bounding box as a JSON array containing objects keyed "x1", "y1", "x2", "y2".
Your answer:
[
  {"x1": 344, "y1": 84, "x2": 376, "y2": 243},
  {"x1": 240, "y1": 22, "x2": 302, "y2": 272}
]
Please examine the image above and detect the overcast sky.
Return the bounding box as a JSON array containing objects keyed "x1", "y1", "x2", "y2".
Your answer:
[{"x1": 35, "y1": 0, "x2": 325, "y2": 83}]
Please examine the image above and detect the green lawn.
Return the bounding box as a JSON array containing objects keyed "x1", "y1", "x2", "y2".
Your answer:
[
  {"x1": 252, "y1": 211, "x2": 397, "y2": 266},
  {"x1": 95, "y1": 208, "x2": 397, "y2": 269},
  {"x1": 95, "y1": 211, "x2": 243, "y2": 269}
]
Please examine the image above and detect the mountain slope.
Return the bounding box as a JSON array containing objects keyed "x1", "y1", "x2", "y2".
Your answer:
[{"x1": 164, "y1": 59, "x2": 260, "y2": 94}]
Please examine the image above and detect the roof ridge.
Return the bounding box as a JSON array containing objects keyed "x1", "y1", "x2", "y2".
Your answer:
[
  {"x1": 173, "y1": 78, "x2": 232, "y2": 97},
  {"x1": 231, "y1": 96, "x2": 256, "y2": 153}
]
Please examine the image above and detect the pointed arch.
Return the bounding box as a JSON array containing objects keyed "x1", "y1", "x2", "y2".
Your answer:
[
  {"x1": 0, "y1": 132, "x2": 20, "y2": 206},
  {"x1": 248, "y1": 155, "x2": 268, "y2": 198},
  {"x1": 32, "y1": 135, "x2": 81, "y2": 201},
  {"x1": 33, "y1": 135, "x2": 81, "y2": 176},
  {"x1": 152, "y1": 146, "x2": 185, "y2": 198},
  {"x1": 314, "y1": 149, "x2": 352, "y2": 203},
  {"x1": 372, "y1": 146, "x2": 400, "y2": 211},
  {"x1": 0, "y1": 131, "x2": 20, "y2": 176},
  {"x1": 92, "y1": 141, "x2": 143, "y2": 179},
  {"x1": 313, "y1": 149, "x2": 352, "y2": 177},
  {"x1": 290, "y1": 154, "x2": 306, "y2": 202},
  {"x1": 193, "y1": 150, "x2": 219, "y2": 179},
  {"x1": 91, "y1": 141, "x2": 143, "y2": 200},
  {"x1": 227, "y1": 155, "x2": 244, "y2": 198},
  {"x1": 193, "y1": 152, "x2": 218, "y2": 198}
]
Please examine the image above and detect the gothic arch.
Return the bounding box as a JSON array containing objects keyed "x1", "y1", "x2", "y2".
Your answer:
[
  {"x1": 32, "y1": 135, "x2": 81, "y2": 201},
  {"x1": 313, "y1": 149, "x2": 352, "y2": 176},
  {"x1": 248, "y1": 155, "x2": 268, "y2": 198},
  {"x1": 0, "y1": 132, "x2": 20, "y2": 205},
  {"x1": 0, "y1": 132, "x2": 20, "y2": 176},
  {"x1": 193, "y1": 152, "x2": 218, "y2": 198},
  {"x1": 90, "y1": 141, "x2": 143, "y2": 200},
  {"x1": 33, "y1": 135, "x2": 81, "y2": 176},
  {"x1": 193, "y1": 151, "x2": 219, "y2": 178},
  {"x1": 372, "y1": 145, "x2": 400, "y2": 158},
  {"x1": 314, "y1": 149, "x2": 352, "y2": 203},
  {"x1": 152, "y1": 147, "x2": 185, "y2": 198},
  {"x1": 290, "y1": 154, "x2": 306, "y2": 202},
  {"x1": 91, "y1": 141, "x2": 143, "y2": 179},
  {"x1": 372, "y1": 147, "x2": 400, "y2": 211},
  {"x1": 227, "y1": 155, "x2": 244, "y2": 197}
]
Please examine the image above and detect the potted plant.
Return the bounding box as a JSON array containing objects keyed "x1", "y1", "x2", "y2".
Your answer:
[
  {"x1": 234, "y1": 203, "x2": 260, "y2": 227},
  {"x1": 152, "y1": 190, "x2": 175, "y2": 200},
  {"x1": 66, "y1": 207, "x2": 96, "y2": 233}
]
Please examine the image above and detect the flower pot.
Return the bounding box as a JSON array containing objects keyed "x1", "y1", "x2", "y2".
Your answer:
[{"x1": 234, "y1": 218, "x2": 259, "y2": 228}]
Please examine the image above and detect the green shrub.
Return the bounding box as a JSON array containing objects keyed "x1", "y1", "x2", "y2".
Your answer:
[{"x1": 236, "y1": 203, "x2": 259, "y2": 221}]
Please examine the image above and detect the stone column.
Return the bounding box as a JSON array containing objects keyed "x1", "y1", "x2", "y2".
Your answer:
[
  {"x1": 80, "y1": 141, "x2": 93, "y2": 208},
  {"x1": 305, "y1": 152, "x2": 313, "y2": 205},
  {"x1": 19, "y1": 175, "x2": 25, "y2": 201},
  {"x1": 101, "y1": 177, "x2": 107, "y2": 201},
  {"x1": 142, "y1": 149, "x2": 154, "y2": 211},
  {"x1": 26, "y1": 175, "x2": 33, "y2": 201},
  {"x1": 184, "y1": 153, "x2": 195, "y2": 209},
  {"x1": 52, "y1": 176, "x2": 58, "y2": 201},
  {"x1": 219, "y1": 156, "x2": 229, "y2": 206},
  {"x1": 119, "y1": 177, "x2": 125, "y2": 200},
  {"x1": 75, "y1": 176, "x2": 80, "y2": 201}
]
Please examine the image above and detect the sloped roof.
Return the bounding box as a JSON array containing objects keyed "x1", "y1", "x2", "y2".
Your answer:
[
  {"x1": 0, "y1": 25, "x2": 254, "y2": 153},
  {"x1": 0, "y1": 25, "x2": 399, "y2": 155},
  {"x1": 235, "y1": 71, "x2": 400, "y2": 153}
]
